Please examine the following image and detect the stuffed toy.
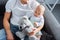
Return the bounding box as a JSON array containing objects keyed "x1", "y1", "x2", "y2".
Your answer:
[{"x1": 16, "y1": 16, "x2": 40, "y2": 40}]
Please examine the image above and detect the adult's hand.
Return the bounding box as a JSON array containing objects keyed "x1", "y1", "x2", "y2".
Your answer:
[
  {"x1": 6, "y1": 31, "x2": 14, "y2": 40},
  {"x1": 34, "y1": 22, "x2": 37, "y2": 27},
  {"x1": 3, "y1": 12, "x2": 14, "y2": 40}
]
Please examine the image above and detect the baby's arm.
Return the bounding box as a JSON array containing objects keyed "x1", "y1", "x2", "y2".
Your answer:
[
  {"x1": 34, "y1": 16, "x2": 44, "y2": 27},
  {"x1": 24, "y1": 27, "x2": 34, "y2": 36}
]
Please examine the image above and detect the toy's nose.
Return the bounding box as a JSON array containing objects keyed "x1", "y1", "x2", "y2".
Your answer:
[
  {"x1": 20, "y1": 26, "x2": 22, "y2": 29},
  {"x1": 19, "y1": 26, "x2": 23, "y2": 31}
]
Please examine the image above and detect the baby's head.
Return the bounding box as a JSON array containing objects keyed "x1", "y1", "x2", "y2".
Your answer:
[
  {"x1": 34, "y1": 5, "x2": 45, "y2": 17},
  {"x1": 34, "y1": 6, "x2": 41, "y2": 17}
]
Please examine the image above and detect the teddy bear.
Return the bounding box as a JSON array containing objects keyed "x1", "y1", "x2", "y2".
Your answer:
[{"x1": 16, "y1": 16, "x2": 40, "y2": 40}]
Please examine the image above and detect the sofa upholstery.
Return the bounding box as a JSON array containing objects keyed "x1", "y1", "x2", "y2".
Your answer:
[
  {"x1": 0, "y1": 0, "x2": 7, "y2": 29},
  {"x1": 42, "y1": 3, "x2": 60, "y2": 40}
]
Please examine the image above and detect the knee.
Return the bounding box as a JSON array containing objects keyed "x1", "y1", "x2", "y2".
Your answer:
[{"x1": 36, "y1": 35, "x2": 41, "y2": 39}]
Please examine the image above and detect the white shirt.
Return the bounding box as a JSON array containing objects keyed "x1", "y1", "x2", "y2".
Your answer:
[{"x1": 5, "y1": 0, "x2": 40, "y2": 25}]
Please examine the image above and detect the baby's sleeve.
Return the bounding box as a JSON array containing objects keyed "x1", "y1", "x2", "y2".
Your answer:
[{"x1": 5, "y1": 0, "x2": 16, "y2": 12}]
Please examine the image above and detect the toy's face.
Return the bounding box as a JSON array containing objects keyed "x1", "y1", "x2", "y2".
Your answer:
[
  {"x1": 20, "y1": 23, "x2": 27, "y2": 29},
  {"x1": 19, "y1": 16, "x2": 29, "y2": 29}
]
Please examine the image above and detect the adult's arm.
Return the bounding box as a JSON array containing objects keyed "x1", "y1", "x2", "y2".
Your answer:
[
  {"x1": 3, "y1": 0, "x2": 16, "y2": 40},
  {"x1": 3, "y1": 12, "x2": 14, "y2": 40},
  {"x1": 3, "y1": 12, "x2": 11, "y2": 35}
]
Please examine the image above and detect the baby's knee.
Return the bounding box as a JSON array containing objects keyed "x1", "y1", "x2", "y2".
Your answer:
[{"x1": 36, "y1": 35, "x2": 41, "y2": 39}]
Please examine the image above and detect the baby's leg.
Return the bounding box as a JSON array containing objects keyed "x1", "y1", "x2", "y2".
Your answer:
[
  {"x1": 29, "y1": 35, "x2": 39, "y2": 40},
  {"x1": 35, "y1": 31, "x2": 42, "y2": 40},
  {"x1": 36, "y1": 35, "x2": 41, "y2": 40},
  {"x1": 21, "y1": 38, "x2": 24, "y2": 40}
]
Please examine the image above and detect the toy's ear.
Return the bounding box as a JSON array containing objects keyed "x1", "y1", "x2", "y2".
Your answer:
[{"x1": 23, "y1": 16, "x2": 28, "y2": 20}]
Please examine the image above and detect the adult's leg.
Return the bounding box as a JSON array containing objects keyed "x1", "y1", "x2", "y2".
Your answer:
[
  {"x1": 0, "y1": 29, "x2": 6, "y2": 40},
  {"x1": 10, "y1": 23, "x2": 29, "y2": 40},
  {"x1": 24, "y1": 35, "x2": 29, "y2": 40},
  {"x1": 10, "y1": 23, "x2": 20, "y2": 40},
  {"x1": 13, "y1": 33, "x2": 21, "y2": 40}
]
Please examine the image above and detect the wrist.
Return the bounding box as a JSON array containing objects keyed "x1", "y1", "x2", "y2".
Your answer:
[{"x1": 6, "y1": 30, "x2": 12, "y2": 35}]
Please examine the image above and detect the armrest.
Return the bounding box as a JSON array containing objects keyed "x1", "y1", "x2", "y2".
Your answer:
[{"x1": 43, "y1": 3, "x2": 60, "y2": 40}]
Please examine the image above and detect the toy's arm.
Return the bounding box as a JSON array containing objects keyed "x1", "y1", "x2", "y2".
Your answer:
[
  {"x1": 24, "y1": 27, "x2": 33, "y2": 33},
  {"x1": 25, "y1": 27, "x2": 37, "y2": 36}
]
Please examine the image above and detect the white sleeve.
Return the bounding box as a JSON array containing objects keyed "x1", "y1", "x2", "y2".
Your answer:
[
  {"x1": 30, "y1": 0, "x2": 40, "y2": 10},
  {"x1": 5, "y1": 0, "x2": 16, "y2": 12},
  {"x1": 36, "y1": 16, "x2": 44, "y2": 27}
]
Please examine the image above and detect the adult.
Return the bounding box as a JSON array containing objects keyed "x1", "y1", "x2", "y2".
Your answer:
[{"x1": 3, "y1": 0, "x2": 45, "y2": 40}]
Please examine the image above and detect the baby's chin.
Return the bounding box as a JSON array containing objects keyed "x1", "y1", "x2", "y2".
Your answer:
[
  {"x1": 24, "y1": 2, "x2": 27, "y2": 4},
  {"x1": 23, "y1": 1, "x2": 28, "y2": 4}
]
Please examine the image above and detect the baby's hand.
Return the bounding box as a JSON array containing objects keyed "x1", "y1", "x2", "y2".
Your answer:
[
  {"x1": 28, "y1": 28, "x2": 36, "y2": 36},
  {"x1": 28, "y1": 31, "x2": 34, "y2": 36},
  {"x1": 34, "y1": 22, "x2": 37, "y2": 27},
  {"x1": 32, "y1": 28, "x2": 36, "y2": 31}
]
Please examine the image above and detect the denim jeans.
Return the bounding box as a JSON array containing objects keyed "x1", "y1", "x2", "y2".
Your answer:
[
  {"x1": 10, "y1": 23, "x2": 29, "y2": 40},
  {"x1": 0, "y1": 29, "x2": 6, "y2": 40}
]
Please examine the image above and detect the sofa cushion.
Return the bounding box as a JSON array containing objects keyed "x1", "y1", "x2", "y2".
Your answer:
[{"x1": 0, "y1": 0, "x2": 8, "y2": 29}]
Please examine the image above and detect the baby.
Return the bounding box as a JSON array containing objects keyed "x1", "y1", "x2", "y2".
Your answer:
[
  {"x1": 29, "y1": 12, "x2": 44, "y2": 40},
  {"x1": 26, "y1": 6, "x2": 44, "y2": 40}
]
